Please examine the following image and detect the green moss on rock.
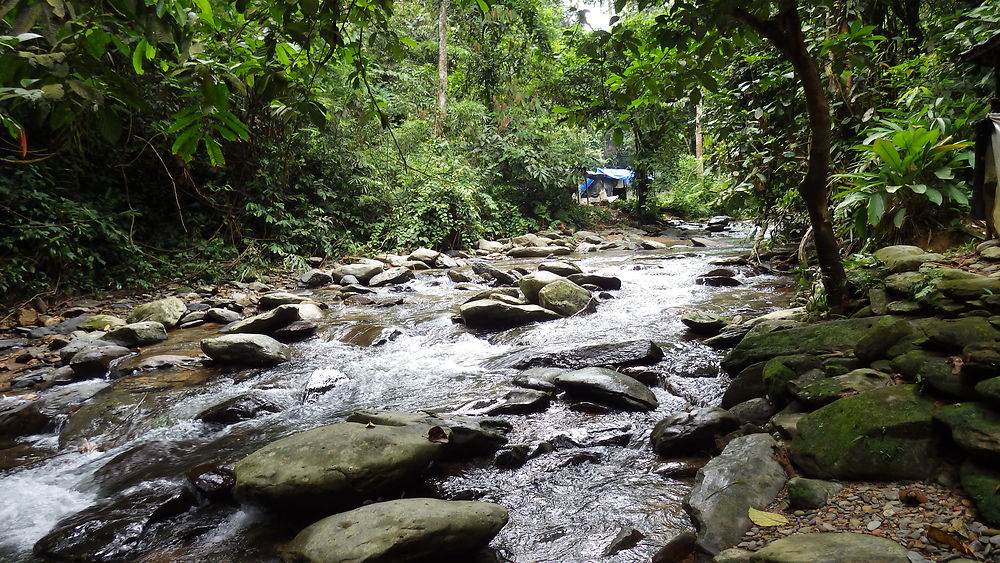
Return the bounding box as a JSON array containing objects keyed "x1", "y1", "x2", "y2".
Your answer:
[{"x1": 961, "y1": 458, "x2": 1000, "y2": 526}]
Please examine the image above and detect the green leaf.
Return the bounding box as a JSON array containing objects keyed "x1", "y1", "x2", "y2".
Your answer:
[
  {"x1": 132, "y1": 39, "x2": 148, "y2": 75},
  {"x1": 909, "y1": 184, "x2": 927, "y2": 194},
  {"x1": 925, "y1": 188, "x2": 943, "y2": 205},
  {"x1": 171, "y1": 126, "x2": 202, "y2": 159},
  {"x1": 934, "y1": 167, "x2": 955, "y2": 180},
  {"x1": 204, "y1": 137, "x2": 224, "y2": 167},
  {"x1": 893, "y1": 207, "x2": 907, "y2": 228},
  {"x1": 871, "y1": 138, "x2": 902, "y2": 171},
  {"x1": 193, "y1": 0, "x2": 215, "y2": 27},
  {"x1": 867, "y1": 191, "x2": 885, "y2": 226}
]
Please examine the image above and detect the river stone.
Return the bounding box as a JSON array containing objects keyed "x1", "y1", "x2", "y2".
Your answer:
[
  {"x1": 511, "y1": 340, "x2": 664, "y2": 370},
  {"x1": 0, "y1": 401, "x2": 50, "y2": 440},
  {"x1": 538, "y1": 279, "x2": 596, "y2": 316},
  {"x1": 32, "y1": 486, "x2": 196, "y2": 561},
  {"x1": 512, "y1": 367, "x2": 564, "y2": 391},
  {"x1": 937, "y1": 276, "x2": 1000, "y2": 300},
  {"x1": 76, "y1": 315, "x2": 126, "y2": 332},
  {"x1": 283, "y1": 498, "x2": 508, "y2": 563},
  {"x1": 934, "y1": 402, "x2": 1000, "y2": 459},
  {"x1": 922, "y1": 317, "x2": 1000, "y2": 353},
  {"x1": 369, "y1": 267, "x2": 415, "y2": 287},
  {"x1": 273, "y1": 320, "x2": 319, "y2": 342},
  {"x1": 554, "y1": 367, "x2": 658, "y2": 411},
  {"x1": 187, "y1": 464, "x2": 236, "y2": 501},
  {"x1": 485, "y1": 389, "x2": 551, "y2": 415},
  {"x1": 787, "y1": 477, "x2": 843, "y2": 509},
  {"x1": 201, "y1": 334, "x2": 291, "y2": 366},
  {"x1": 259, "y1": 292, "x2": 309, "y2": 309},
  {"x1": 459, "y1": 299, "x2": 560, "y2": 330},
  {"x1": 518, "y1": 270, "x2": 564, "y2": 303},
  {"x1": 976, "y1": 377, "x2": 1000, "y2": 407},
  {"x1": 346, "y1": 410, "x2": 510, "y2": 458},
  {"x1": 198, "y1": 393, "x2": 284, "y2": 425},
  {"x1": 964, "y1": 343, "x2": 1000, "y2": 380},
  {"x1": 729, "y1": 397, "x2": 776, "y2": 426},
  {"x1": 891, "y1": 349, "x2": 975, "y2": 399},
  {"x1": 408, "y1": 247, "x2": 441, "y2": 265},
  {"x1": 101, "y1": 321, "x2": 168, "y2": 347},
  {"x1": 299, "y1": 269, "x2": 333, "y2": 288},
  {"x1": 749, "y1": 532, "x2": 909, "y2": 562},
  {"x1": 681, "y1": 312, "x2": 726, "y2": 335},
  {"x1": 221, "y1": 304, "x2": 301, "y2": 335},
  {"x1": 721, "y1": 363, "x2": 767, "y2": 409},
  {"x1": 960, "y1": 458, "x2": 1000, "y2": 526},
  {"x1": 206, "y1": 308, "x2": 241, "y2": 324},
  {"x1": 791, "y1": 385, "x2": 941, "y2": 480},
  {"x1": 69, "y1": 345, "x2": 133, "y2": 379},
  {"x1": 685, "y1": 434, "x2": 786, "y2": 555},
  {"x1": 478, "y1": 239, "x2": 505, "y2": 252},
  {"x1": 793, "y1": 369, "x2": 893, "y2": 408},
  {"x1": 703, "y1": 326, "x2": 751, "y2": 349},
  {"x1": 651, "y1": 407, "x2": 740, "y2": 457},
  {"x1": 721, "y1": 317, "x2": 885, "y2": 376},
  {"x1": 873, "y1": 245, "x2": 943, "y2": 273},
  {"x1": 126, "y1": 297, "x2": 186, "y2": 328},
  {"x1": 337, "y1": 263, "x2": 385, "y2": 285},
  {"x1": 58, "y1": 338, "x2": 118, "y2": 363},
  {"x1": 697, "y1": 276, "x2": 743, "y2": 287},
  {"x1": 567, "y1": 273, "x2": 622, "y2": 290},
  {"x1": 761, "y1": 355, "x2": 824, "y2": 408},
  {"x1": 538, "y1": 261, "x2": 582, "y2": 277},
  {"x1": 233, "y1": 422, "x2": 443, "y2": 512},
  {"x1": 469, "y1": 261, "x2": 517, "y2": 285},
  {"x1": 509, "y1": 245, "x2": 570, "y2": 258},
  {"x1": 854, "y1": 318, "x2": 913, "y2": 363}
]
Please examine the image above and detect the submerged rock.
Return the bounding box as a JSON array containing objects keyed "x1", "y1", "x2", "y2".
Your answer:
[
  {"x1": 554, "y1": 367, "x2": 658, "y2": 411},
  {"x1": 283, "y1": 498, "x2": 508, "y2": 563},
  {"x1": 197, "y1": 393, "x2": 284, "y2": 425},
  {"x1": 567, "y1": 273, "x2": 622, "y2": 290},
  {"x1": 684, "y1": 434, "x2": 786, "y2": 555}
]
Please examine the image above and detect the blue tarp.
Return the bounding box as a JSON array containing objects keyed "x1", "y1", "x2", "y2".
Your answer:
[{"x1": 579, "y1": 168, "x2": 635, "y2": 196}]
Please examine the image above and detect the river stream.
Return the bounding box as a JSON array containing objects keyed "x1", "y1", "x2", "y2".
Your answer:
[{"x1": 0, "y1": 234, "x2": 794, "y2": 562}]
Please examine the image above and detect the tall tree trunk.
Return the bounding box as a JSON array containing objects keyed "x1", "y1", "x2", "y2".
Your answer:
[
  {"x1": 694, "y1": 100, "x2": 704, "y2": 178},
  {"x1": 436, "y1": 0, "x2": 449, "y2": 136},
  {"x1": 731, "y1": 0, "x2": 848, "y2": 307}
]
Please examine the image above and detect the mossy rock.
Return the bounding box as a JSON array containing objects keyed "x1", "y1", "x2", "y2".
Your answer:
[
  {"x1": 937, "y1": 277, "x2": 1000, "y2": 301},
  {"x1": 884, "y1": 271, "x2": 926, "y2": 297},
  {"x1": 721, "y1": 317, "x2": 886, "y2": 376},
  {"x1": 964, "y1": 343, "x2": 1000, "y2": 381},
  {"x1": 791, "y1": 385, "x2": 942, "y2": 480},
  {"x1": 934, "y1": 402, "x2": 1000, "y2": 459},
  {"x1": 853, "y1": 318, "x2": 912, "y2": 364},
  {"x1": 961, "y1": 459, "x2": 1000, "y2": 526},
  {"x1": 793, "y1": 369, "x2": 893, "y2": 408},
  {"x1": 873, "y1": 245, "x2": 943, "y2": 273},
  {"x1": 922, "y1": 317, "x2": 1000, "y2": 354},
  {"x1": 975, "y1": 377, "x2": 1000, "y2": 408},
  {"x1": 890, "y1": 349, "x2": 976, "y2": 400},
  {"x1": 762, "y1": 355, "x2": 823, "y2": 408},
  {"x1": 787, "y1": 477, "x2": 844, "y2": 510},
  {"x1": 720, "y1": 362, "x2": 766, "y2": 409}
]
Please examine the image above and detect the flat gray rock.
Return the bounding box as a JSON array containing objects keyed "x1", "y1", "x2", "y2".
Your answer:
[
  {"x1": 748, "y1": 532, "x2": 908, "y2": 562},
  {"x1": 283, "y1": 498, "x2": 508, "y2": 563},
  {"x1": 201, "y1": 334, "x2": 291, "y2": 366},
  {"x1": 554, "y1": 367, "x2": 658, "y2": 411},
  {"x1": 459, "y1": 299, "x2": 560, "y2": 330}
]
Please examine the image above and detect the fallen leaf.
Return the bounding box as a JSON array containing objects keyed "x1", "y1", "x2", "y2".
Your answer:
[
  {"x1": 748, "y1": 507, "x2": 788, "y2": 527},
  {"x1": 427, "y1": 426, "x2": 450, "y2": 444},
  {"x1": 898, "y1": 487, "x2": 929, "y2": 505},
  {"x1": 927, "y1": 525, "x2": 975, "y2": 556}
]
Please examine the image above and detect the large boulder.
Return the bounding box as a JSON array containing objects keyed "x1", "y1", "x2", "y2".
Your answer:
[
  {"x1": 936, "y1": 276, "x2": 1000, "y2": 300},
  {"x1": 197, "y1": 393, "x2": 284, "y2": 425},
  {"x1": 721, "y1": 317, "x2": 885, "y2": 375},
  {"x1": 76, "y1": 315, "x2": 126, "y2": 332},
  {"x1": 469, "y1": 261, "x2": 517, "y2": 285},
  {"x1": 510, "y1": 340, "x2": 664, "y2": 370},
  {"x1": 508, "y1": 246, "x2": 570, "y2": 258},
  {"x1": 538, "y1": 279, "x2": 596, "y2": 316},
  {"x1": 299, "y1": 269, "x2": 333, "y2": 288},
  {"x1": 554, "y1": 367, "x2": 658, "y2": 411},
  {"x1": 792, "y1": 369, "x2": 894, "y2": 408},
  {"x1": 221, "y1": 304, "x2": 302, "y2": 335},
  {"x1": 259, "y1": 292, "x2": 309, "y2": 309},
  {"x1": 408, "y1": 247, "x2": 441, "y2": 265},
  {"x1": 518, "y1": 271, "x2": 564, "y2": 303},
  {"x1": 346, "y1": 410, "x2": 510, "y2": 458},
  {"x1": 369, "y1": 267, "x2": 415, "y2": 287},
  {"x1": 126, "y1": 297, "x2": 186, "y2": 328},
  {"x1": 684, "y1": 434, "x2": 786, "y2": 555},
  {"x1": 934, "y1": 402, "x2": 1000, "y2": 459},
  {"x1": 232, "y1": 422, "x2": 443, "y2": 512},
  {"x1": 101, "y1": 321, "x2": 168, "y2": 347},
  {"x1": 538, "y1": 261, "x2": 582, "y2": 277},
  {"x1": 681, "y1": 312, "x2": 727, "y2": 335},
  {"x1": 459, "y1": 299, "x2": 560, "y2": 330},
  {"x1": 200, "y1": 334, "x2": 291, "y2": 366},
  {"x1": 68, "y1": 345, "x2": 133, "y2": 379},
  {"x1": 961, "y1": 458, "x2": 1000, "y2": 526},
  {"x1": 791, "y1": 385, "x2": 942, "y2": 480},
  {"x1": 748, "y1": 532, "x2": 909, "y2": 562},
  {"x1": 282, "y1": 498, "x2": 508, "y2": 563},
  {"x1": 337, "y1": 263, "x2": 385, "y2": 285},
  {"x1": 873, "y1": 245, "x2": 944, "y2": 273},
  {"x1": 651, "y1": 407, "x2": 740, "y2": 457}
]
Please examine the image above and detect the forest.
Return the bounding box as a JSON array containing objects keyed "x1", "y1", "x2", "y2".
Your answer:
[{"x1": 0, "y1": 0, "x2": 995, "y2": 302}]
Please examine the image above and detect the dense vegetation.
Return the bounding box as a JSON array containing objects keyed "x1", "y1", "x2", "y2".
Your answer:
[{"x1": 1, "y1": 0, "x2": 998, "y2": 300}]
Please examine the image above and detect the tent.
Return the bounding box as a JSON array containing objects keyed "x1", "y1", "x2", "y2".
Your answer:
[{"x1": 579, "y1": 168, "x2": 635, "y2": 201}]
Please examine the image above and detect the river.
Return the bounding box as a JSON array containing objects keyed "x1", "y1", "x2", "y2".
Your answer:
[{"x1": 0, "y1": 233, "x2": 794, "y2": 562}]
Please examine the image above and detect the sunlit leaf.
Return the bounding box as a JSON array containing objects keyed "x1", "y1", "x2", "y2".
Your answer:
[{"x1": 748, "y1": 507, "x2": 788, "y2": 527}]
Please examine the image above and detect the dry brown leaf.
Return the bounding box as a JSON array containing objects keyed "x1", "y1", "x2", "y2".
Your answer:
[
  {"x1": 427, "y1": 426, "x2": 450, "y2": 444},
  {"x1": 927, "y1": 525, "x2": 976, "y2": 557}
]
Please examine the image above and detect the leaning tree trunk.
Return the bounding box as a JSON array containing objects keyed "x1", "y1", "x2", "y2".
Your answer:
[
  {"x1": 731, "y1": 0, "x2": 849, "y2": 307},
  {"x1": 436, "y1": 0, "x2": 449, "y2": 136}
]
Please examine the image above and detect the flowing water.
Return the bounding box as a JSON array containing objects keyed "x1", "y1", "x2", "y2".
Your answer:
[{"x1": 0, "y1": 235, "x2": 794, "y2": 562}]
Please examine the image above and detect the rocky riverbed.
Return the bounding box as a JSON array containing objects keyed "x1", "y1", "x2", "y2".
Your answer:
[{"x1": 4, "y1": 221, "x2": 1000, "y2": 562}]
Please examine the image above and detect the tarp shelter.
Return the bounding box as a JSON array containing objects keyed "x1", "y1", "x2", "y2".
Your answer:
[
  {"x1": 579, "y1": 168, "x2": 635, "y2": 202},
  {"x1": 964, "y1": 32, "x2": 1000, "y2": 237}
]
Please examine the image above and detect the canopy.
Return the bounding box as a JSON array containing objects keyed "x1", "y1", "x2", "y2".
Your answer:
[{"x1": 579, "y1": 168, "x2": 635, "y2": 196}]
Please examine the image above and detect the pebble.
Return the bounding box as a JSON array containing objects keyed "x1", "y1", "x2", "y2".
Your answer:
[{"x1": 867, "y1": 519, "x2": 882, "y2": 531}]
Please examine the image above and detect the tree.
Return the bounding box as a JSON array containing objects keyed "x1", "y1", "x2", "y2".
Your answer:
[{"x1": 437, "y1": 0, "x2": 450, "y2": 134}]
